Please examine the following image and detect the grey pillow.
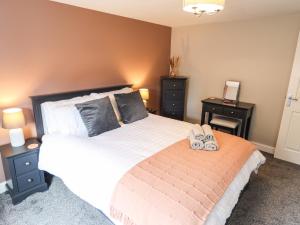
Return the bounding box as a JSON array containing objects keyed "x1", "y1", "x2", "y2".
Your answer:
[
  {"x1": 75, "y1": 97, "x2": 120, "y2": 137},
  {"x1": 114, "y1": 91, "x2": 148, "y2": 124}
]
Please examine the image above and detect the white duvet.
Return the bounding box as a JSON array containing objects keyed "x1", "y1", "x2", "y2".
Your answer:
[{"x1": 39, "y1": 114, "x2": 265, "y2": 225}]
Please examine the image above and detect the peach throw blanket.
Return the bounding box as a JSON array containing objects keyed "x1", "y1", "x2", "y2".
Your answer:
[{"x1": 110, "y1": 131, "x2": 256, "y2": 225}]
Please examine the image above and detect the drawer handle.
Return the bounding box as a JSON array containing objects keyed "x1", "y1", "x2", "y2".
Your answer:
[
  {"x1": 212, "y1": 108, "x2": 216, "y2": 111},
  {"x1": 230, "y1": 111, "x2": 235, "y2": 114},
  {"x1": 172, "y1": 103, "x2": 176, "y2": 106},
  {"x1": 173, "y1": 84, "x2": 176, "y2": 87},
  {"x1": 27, "y1": 178, "x2": 34, "y2": 183},
  {"x1": 25, "y1": 162, "x2": 31, "y2": 166}
]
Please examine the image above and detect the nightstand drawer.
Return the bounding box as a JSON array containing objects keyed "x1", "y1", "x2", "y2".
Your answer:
[
  {"x1": 14, "y1": 153, "x2": 38, "y2": 176},
  {"x1": 17, "y1": 170, "x2": 41, "y2": 192}
]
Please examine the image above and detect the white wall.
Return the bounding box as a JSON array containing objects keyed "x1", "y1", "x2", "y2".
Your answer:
[{"x1": 171, "y1": 14, "x2": 300, "y2": 146}]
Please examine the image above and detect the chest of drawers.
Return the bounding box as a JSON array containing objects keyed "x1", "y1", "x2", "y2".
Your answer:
[{"x1": 160, "y1": 76, "x2": 188, "y2": 120}]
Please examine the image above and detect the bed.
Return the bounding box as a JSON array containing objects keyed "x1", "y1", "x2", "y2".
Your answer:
[{"x1": 31, "y1": 84, "x2": 265, "y2": 225}]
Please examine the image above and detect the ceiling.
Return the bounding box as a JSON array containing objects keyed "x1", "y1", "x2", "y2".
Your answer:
[{"x1": 51, "y1": 0, "x2": 300, "y2": 27}]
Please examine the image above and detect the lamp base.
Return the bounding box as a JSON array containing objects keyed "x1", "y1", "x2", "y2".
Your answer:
[{"x1": 9, "y1": 128, "x2": 25, "y2": 147}]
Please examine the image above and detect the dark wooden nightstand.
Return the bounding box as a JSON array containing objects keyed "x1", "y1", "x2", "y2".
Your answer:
[{"x1": 0, "y1": 138, "x2": 48, "y2": 204}]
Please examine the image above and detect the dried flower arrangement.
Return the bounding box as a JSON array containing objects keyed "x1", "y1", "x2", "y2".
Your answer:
[{"x1": 169, "y1": 56, "x2": 180, "y2": 77}]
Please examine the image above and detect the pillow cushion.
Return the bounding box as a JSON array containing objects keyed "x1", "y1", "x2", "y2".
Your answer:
[
  {"x1": 90, "y1": 87, "x2": 133, "y2": 121},
  {"x1": 41, "y1": 94, "x2": 98, "y2": 135},
  {"x1": 47, "y1": 105, "x2": 88, "y2": 137},
  {"x1": 41, "y1": 87, "x2": 132, "y2": 135},
  {"x1": 114, "y1": 91, "x2": 148, "y2": 124},
  {"x1": 75, "y1": 97, "x2": 120, "y2": 137}
]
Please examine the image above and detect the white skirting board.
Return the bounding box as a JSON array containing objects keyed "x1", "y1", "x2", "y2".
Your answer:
[
  {"x1": 253, "y1": 141, "x2": 275, "y2": 154},
  {"x1": 0, "y1": 181, "x2": 7, "y2": 194}
]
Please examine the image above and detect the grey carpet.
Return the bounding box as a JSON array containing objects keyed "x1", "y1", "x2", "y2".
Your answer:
[
  {"x1": 0, "y1": 177, "x2": 113, "y2": 225},
  {"x1": 227, "y1": 154, "x2": 300, "y2": 225},
  {"x1": 0, "y1": 153, "x2": 299, "y2": 225}
]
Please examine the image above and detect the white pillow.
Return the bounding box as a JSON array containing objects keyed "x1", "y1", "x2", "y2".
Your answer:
[
  {"x1": 41, "y1": 94, "x2": 99, "y2": 135},
  {"x1": 48, "y1": 105, "x2": 88, "y2": 137},
  {"x1": 90, "y1": 87, "x2": 133, "y2": 121},
  {"x1": 41, "y1": 87, "x2": 133, "y2": 135}
]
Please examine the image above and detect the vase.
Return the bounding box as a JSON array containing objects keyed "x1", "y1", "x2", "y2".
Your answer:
[{"x1": 170, "y1": 68, "x2": 177, "y2": 77}]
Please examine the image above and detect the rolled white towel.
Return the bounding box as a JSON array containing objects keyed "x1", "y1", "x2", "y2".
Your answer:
[
  {"x1": 204, "y1": 140, "x2": 219, "y2": 151},
  {"x1": 189, "y1": 132, "x2": 205, "y2": 150},
  {"x1": 191, "y1": 124, "x2": 205, "y2": 140},
  {"x1": 202, "y1": 124, "x2": 215, "y2": 142}
]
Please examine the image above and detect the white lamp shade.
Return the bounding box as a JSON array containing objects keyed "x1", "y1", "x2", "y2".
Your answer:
[
  {"x1": 2, "y1": 108, "x2": 26, "y2": 129},
  {"x1": 139, "y1": 88, "x2": 149, "y2": 101},
  {"x1": 183, "y1": 0, "x2": 225, "y2": 13}
]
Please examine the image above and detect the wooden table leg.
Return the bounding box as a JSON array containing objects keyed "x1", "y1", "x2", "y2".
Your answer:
[
  {"x1": 245, "y1": 115, "x2": 253, "y2": 140},
  {"x1": 201, "y1": 108, "x2": 206, "y2": 125},
  {"x1": 240, "y1": 116, "x2": 248, "y2": 139},
  {"x1": 208, "y1": 112, "x2": 213, "y2": 125}
]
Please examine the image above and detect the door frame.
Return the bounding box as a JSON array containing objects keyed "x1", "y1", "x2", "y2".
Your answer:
[{"x1": 275, "y1": 32, "x2": 300, "y2": 165}]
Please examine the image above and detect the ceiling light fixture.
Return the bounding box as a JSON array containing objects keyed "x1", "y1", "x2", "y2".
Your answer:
[{"x1": 183, "y1": 0, "x2": 225, "y2": 16}]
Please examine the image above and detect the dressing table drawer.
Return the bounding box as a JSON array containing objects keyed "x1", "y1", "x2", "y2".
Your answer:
[
  {"x1": 205, "y1": 104, "x2": 223, "y2": 114},
  {"x1": 223, "y1": 108, "x2": 240, "y2": 118}
]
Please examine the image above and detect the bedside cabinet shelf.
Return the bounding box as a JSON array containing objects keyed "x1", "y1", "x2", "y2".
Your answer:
[{"x1": 0, "y1": 138, "x2": 48, "y2": 204}]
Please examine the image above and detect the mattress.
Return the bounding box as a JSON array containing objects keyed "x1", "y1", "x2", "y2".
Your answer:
[{"x1": 39, "y1": 114, "x2": 265, "y2": 225}]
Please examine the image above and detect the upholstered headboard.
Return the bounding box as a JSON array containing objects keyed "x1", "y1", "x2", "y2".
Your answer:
[{"x1": 30, "y1": 84, "x2": 133, "y2": 141}]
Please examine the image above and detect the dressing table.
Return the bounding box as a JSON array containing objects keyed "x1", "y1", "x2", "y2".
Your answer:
[{"x1": 201, "y1": 98, "x2": 255, "y2": 140}]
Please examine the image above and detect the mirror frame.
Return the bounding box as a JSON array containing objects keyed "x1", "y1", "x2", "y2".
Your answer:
[{"x1": 223, "y1": 80, "x2": 241, "y2": 104}]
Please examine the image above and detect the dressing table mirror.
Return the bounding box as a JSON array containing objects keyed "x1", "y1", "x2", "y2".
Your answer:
[{"x1": 223, "y1": 81, "x2": 240, "y2": 104}]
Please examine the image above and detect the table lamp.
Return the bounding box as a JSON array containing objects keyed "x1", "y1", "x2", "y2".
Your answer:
[
  {"x1": 2, "y1": 108, "x2": 26, "y2": 147},
  {"x1": 139, "y1": 88, "x2": 149, "y2": 107}
]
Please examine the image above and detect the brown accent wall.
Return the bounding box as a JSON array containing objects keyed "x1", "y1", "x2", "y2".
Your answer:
[{"x1": 0, "y1": 0, "x2": 171, "y2": 182}]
